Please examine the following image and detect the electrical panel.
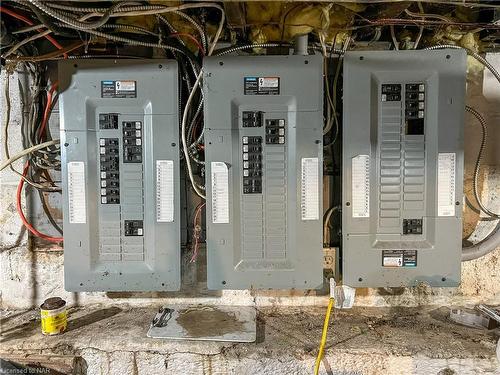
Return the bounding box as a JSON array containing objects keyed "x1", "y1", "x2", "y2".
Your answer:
[
  {"x1": 342, "y1": 50, "x2": 466, "y2": 287},
  {"x1": 59, "y1": 60, "x2": 180, "y2": 292},
  {"x1": 203, "y1": 55, "x2": 324, "y2": 290}
]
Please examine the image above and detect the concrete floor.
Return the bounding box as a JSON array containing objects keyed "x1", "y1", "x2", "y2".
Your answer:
[{"x1": 1, "y1": 305, "x2": 499, "y2": 374}]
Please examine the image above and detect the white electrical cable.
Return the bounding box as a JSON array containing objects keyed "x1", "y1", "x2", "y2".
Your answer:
[
  {"x1": 0, "y1": 140, "x2": 60, "y2": 172},
  {"x1": 3, "y1": 30, "x2": 52, "y2": 58},
  {"x1": 181, "y1": 72, "x2": 205, "y2": 199},
  {"x1": 178, "y1": 6, "x2": 225, "y2": 198}
]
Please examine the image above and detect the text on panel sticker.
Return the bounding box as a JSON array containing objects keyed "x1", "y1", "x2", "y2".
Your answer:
[
  {"x1": 156, "y1": 160, "x2": 174, "y2": 222},
  {"x1": 68, "y1": 162, "x2": 86, "y2": 224},
  {"x1": 211, "y1": 162, "x2": 229, "y2": 224}
]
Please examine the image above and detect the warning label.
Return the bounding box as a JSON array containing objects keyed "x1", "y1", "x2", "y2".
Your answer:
[
  {"x1": 101, "y1": 80, "x2": 137, "y2": 98},
  {"x1": 244, "y1": 76, "x2": 280, "y2": 95},
  {"x1": 382, "y1": 250, "x2": 417, "y2": 267}
]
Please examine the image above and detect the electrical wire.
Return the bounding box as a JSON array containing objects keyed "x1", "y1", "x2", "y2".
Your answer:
[
  {"x1": 168, "y1": 33, "x2": 205, "y2": 56},
  {"x1": 26, "y1": 0, "x2": 130, "y2": 30},
  {"x1": 181, "y1": 71, "x2": 206, "y2": 199},
  {"x1": 323, "y1": 206, "x2": 340, "y2": 246},
  {"x1": 16, "y1": 162, "x2": 63, "y2": 243},
  {"x1": 37, "y1": 81, "x2": 58, "y2": 141},
  {"x1": 0, "y1": 140, "x2": 60, "y2": 172},
  {"x1": 314, "y1": 296, "x2": 335, "y2": 375},
  {"x1": 404, "y1": 7, "x2": 454, "y2": 23},
  {"x1": 0, "y1": 5, "x2": 67, "y2": 58},
  {"x1": 13, "y1": 76, "x2": 63, "y2": 242},
  {"x1": 424, "y1": 45, "x2": 500, "y2": 84},
  {"x1": 466, "y1": 106, "x2": 499, "y2": 218},
  {"x1": 413, "y1": 26, "x2": 424, "y2": 49},
  {"x1": 27, "y1": 2, "x2": 225, "y2": 55},
  {"x1": 390, "y1": 25, "x2": 399, "y2": 50},
  {"x1": 2, "y1": 29, "x2": 52, "y2": 58},
  {"x1": 7, "y1": 42, "x2": 84, "y2": 62},
  {"x1": 190, "y1": 202, "x2": 206, "y2": 263},
  {"x1": 215, "y1": 43, "x2": 284, "y2": 56}
]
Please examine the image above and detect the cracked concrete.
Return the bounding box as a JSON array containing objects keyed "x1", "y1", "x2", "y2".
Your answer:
[{"x1": 1, "y1": 305, "x2": 499, "y2": 374}]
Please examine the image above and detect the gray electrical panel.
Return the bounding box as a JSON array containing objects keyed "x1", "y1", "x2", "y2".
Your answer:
[
  {"x1": 203, "y1": 55, "x2": 324, "y2": 290},
  {"x1": 59, "y1": 60, "x2": 181, "y2": 292},
  {"x1": 342, "y1": 50, "x2": 466, "y2": 287}
]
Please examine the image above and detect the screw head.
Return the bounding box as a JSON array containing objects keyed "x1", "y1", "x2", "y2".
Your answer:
[
  {"x1": 358, "y1": 277, "x2": 363, "y2": 282},
  {"x1": 346, "y1": 202, "x2": 351, "y2": 206}
]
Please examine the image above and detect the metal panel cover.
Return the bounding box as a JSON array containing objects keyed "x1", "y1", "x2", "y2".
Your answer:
[
  {"x1": 59, "y1": 59, "x2": 180, "y2": 291},
  {"x1": 342, "y1": 50, "x2": 466, "y2": 287},
  {"x1": 203, "y1": 55, "x2": 324, "y2": 290}
]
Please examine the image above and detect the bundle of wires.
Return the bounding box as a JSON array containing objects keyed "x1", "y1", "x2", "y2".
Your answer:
[
  {"x1": 3, "y1": 64, "x2": 63, "y2": 243},
  {"x1": 190, "y1": 202, "x2": 206, "y2": 263}
]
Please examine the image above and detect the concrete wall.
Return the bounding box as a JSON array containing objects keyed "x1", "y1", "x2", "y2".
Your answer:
[{"x1": 1, "y1": 55, "x2": 499, "y2": 310}]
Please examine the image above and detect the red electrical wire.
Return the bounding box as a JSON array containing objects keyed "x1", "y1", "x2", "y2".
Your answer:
[
  {"x1": 0, "y1": 6, "x2": 68, "y2": 58},
  {"x1": 169, "y1": 32, "x2": 205, "y2": 56},
  {"x1": 17, "y1": 162, "x2": 63, "y2": 243},
  {"x1": 38, "y1": 81, "x2": 59, "y2": 141},
  {"x1": 15, "y1": 81, "x2": 63, "y2": 243}
]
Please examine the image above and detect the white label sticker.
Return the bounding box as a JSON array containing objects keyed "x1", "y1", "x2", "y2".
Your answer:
[
  {"x1": 301, "y1": 158, "x2": 320, "y2": 221},
  {"x1": 156, "y1": 160, "x2": 174, "y2": 222},
  {"x1": 67, "y1": 162, "x2": 86, "y2": 224},
  {"x1": 258, "y1": 77, "x2": 279, "y2": 88},
  {"x1": 115, "y1": 80, "x2": 135, "y2": 91},
  {"x1": 383, "y1": 256, "x2": 403, "y2": 267},
  {"x1": 211, "y1": 162, "x2": 229, "y2": 224},
  {"x1": 352, "y1": 155, "x2": 370, "y2": 218},
  {"x1": 437, "y1": 153, "x2": 456, "y2": 216}
]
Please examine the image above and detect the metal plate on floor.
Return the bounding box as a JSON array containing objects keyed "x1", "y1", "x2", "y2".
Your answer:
[{"x1": 147, "y1": 305, "x2": 256, "y2": 342}]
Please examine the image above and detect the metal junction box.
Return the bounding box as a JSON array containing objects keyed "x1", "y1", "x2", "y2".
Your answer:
[
  {"x1": 59, "y1": 60, "x2": 180, "y2": 291},
  {"x1": 342, "y1": 50, "x2": 466, "y2": 287},
  {"x1": 203, "y1": 55, "x2": 324, "y2": 290}
]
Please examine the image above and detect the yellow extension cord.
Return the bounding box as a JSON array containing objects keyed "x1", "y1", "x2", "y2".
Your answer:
[{"x1": 314, "y1": 297, "x2": 335, "y2": 375}]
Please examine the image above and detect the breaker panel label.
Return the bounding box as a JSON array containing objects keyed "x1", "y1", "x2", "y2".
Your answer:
[
  {"x1": 382, "y1": 250, "x2": 417, "y2": 267},
  {"x1": 156, "y1": 160, "x2": 174, "y2": 222},
  {"x1": 437, "y1": 153, "x2": 456, "y2": 216},
  {"x1": 244, "y1": 77, "x2": 280, "y2": 95},
  {"x1": 101, "y1": 80, "x2": 137, "y2": 98},
  {"x1": 301, "y1": 158, "x2": 320, "y2": 221},
  {"x1": 351, "y1": 155, "x2": 370, "y2": 218},
  {"x1": 67, "y1": 161, "x2": 87, "y2": 224},
  {"x1": 211, "y1": 162, "x2": 230, "y2": 224}
]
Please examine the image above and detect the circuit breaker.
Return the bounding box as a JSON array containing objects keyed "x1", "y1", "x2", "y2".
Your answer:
[
  {"x1": 342, "y1": 50, "x2": 466, "y2": 287},
  {"x1": 59, "y1": 60, "x2": 180, "y2": 291},
  {"x1": 203, "y1": 55, "x2": 324, "y2": 290}
]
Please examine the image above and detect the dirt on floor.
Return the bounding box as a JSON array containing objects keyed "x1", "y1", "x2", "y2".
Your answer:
[{"x1": 1, "y1": 305, "x2": 499, "y2": 371}]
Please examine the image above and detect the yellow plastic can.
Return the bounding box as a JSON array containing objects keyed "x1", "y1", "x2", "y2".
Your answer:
[{"x1": 40, "y1": 297, "x2": 67, "y2": 335}]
